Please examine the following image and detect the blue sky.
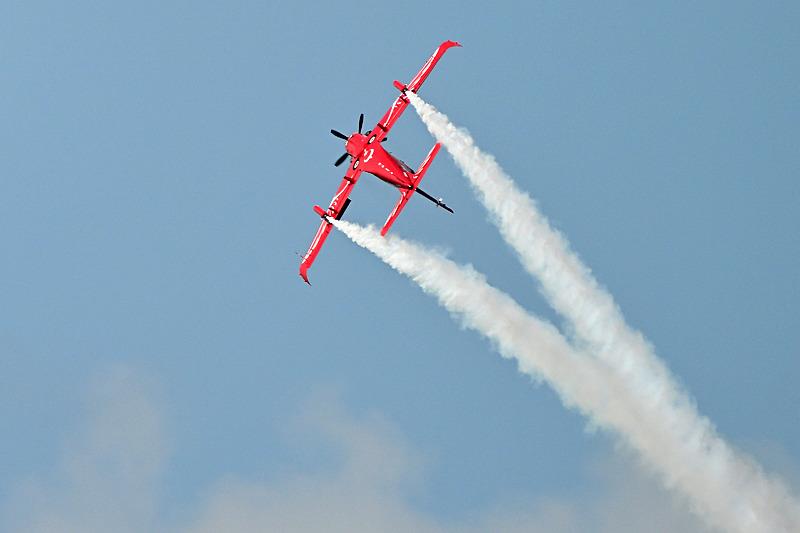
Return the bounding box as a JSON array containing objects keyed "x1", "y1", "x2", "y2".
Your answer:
[{"x1": 1, "y1": 2, "x2": 798, "y2": 531}]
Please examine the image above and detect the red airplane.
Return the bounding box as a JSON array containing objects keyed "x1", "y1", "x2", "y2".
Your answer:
[{"x1": 299, "y1": 40, "x2": 460, "y2": 284}]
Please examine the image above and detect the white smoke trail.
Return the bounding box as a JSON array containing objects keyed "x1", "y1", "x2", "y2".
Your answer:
[
  {"x1": 331, "y1": 220, "x2": 669, "y2": 448},
  {"x1": 405, "y1": 93, "x2": 800, "y2": 532},
  {"x1": 333, "y1": 221, "x2": 796, "y2": 532},
  {"x1": 330, "y1": 220, "x2": 618, "y2": 416}
]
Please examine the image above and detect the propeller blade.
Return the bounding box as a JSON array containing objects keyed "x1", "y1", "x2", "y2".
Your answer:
[
  {"x1": 331, "y1": 129, "x2": 348, "y2": 140},
  {"x1": 358, "y1": 113, "x2": 364, "y2": 134},
  {"x1": 334, "y1": 152, "x2": 349, "y2": 167},
  {"x1": 380, "y1": 137, "x2": 388, "y2": 142}
]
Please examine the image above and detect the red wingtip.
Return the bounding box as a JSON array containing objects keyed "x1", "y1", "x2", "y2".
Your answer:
[{"x1": 299, "y1": 264, "x2": 311, "y2": 285}]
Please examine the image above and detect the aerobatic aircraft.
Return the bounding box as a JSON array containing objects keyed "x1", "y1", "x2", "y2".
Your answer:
[{"x1": 299, "y1": 40, "x2": 460, "y2": 284}]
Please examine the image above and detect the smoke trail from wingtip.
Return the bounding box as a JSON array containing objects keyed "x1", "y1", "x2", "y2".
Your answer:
[
  {"x1": 332, "y1": 220, "x2": 796, "y2": 533},
  {"x1": 330, "y1": 219, "x2": 647, "y2": 442},
  {"x1": 405, "y1": 93, "x2": 800, "y2": 532}
]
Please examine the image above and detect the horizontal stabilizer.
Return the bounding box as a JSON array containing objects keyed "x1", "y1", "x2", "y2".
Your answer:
[
  {"x1": 414, "y1": 142, "x2": 441, "y2": 185},
  {"x1": 380, "y1": 142, "x2": 442, "y2": 236}
]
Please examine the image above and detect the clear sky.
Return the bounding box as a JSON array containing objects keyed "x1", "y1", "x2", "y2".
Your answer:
[{"x1": 1, "y1": 1, "x2": 798, "y2": 531}]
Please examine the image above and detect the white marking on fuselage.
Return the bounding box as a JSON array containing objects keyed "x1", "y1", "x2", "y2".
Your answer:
[{"x1": 377, "y1": 161, "x2": 395, "y2": 176}]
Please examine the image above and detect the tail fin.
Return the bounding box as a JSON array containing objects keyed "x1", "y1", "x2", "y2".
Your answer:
[{"x1": 380, "y1": 143, "x2": 442, "y2": 236}]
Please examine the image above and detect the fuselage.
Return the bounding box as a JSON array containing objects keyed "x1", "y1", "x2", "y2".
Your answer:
[{"x1": 344, "y1": 133, "x2": 415, "y2": 189}]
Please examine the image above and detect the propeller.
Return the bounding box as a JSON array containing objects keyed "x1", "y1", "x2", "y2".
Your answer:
[
  {"x1": 334, "y1": 152, "x2": 349, "y2": 167},
  {"x1": 331, "y1": 113, "x2": 369, "y2": 166},
  {"x1": 331, "y1": 128, "x2": 349, "y2": 166}
]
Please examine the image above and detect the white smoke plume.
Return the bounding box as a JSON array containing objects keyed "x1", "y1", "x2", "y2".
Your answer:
[
  {"x1": 405, "y1": 93, "x2": 800, "y2": 532},
  {"x1": 331, "y1": 220, "x2": 623, "y2": 419}
]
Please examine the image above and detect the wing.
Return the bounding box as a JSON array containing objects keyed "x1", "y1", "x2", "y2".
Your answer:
[
  {"x1": 407, "y1": 40, "x2": 461, "y2": 93},
  {"x1": 299, "y1": 166, "x2": 362, "y2": 284},
  {"x1": 368, "y1": 40, "x2": 461, "y2": 143}
]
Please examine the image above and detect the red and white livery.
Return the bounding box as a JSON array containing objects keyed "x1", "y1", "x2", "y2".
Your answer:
[{"x1": 299, "y1": 40, "x2": 460, "y2": 284}]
